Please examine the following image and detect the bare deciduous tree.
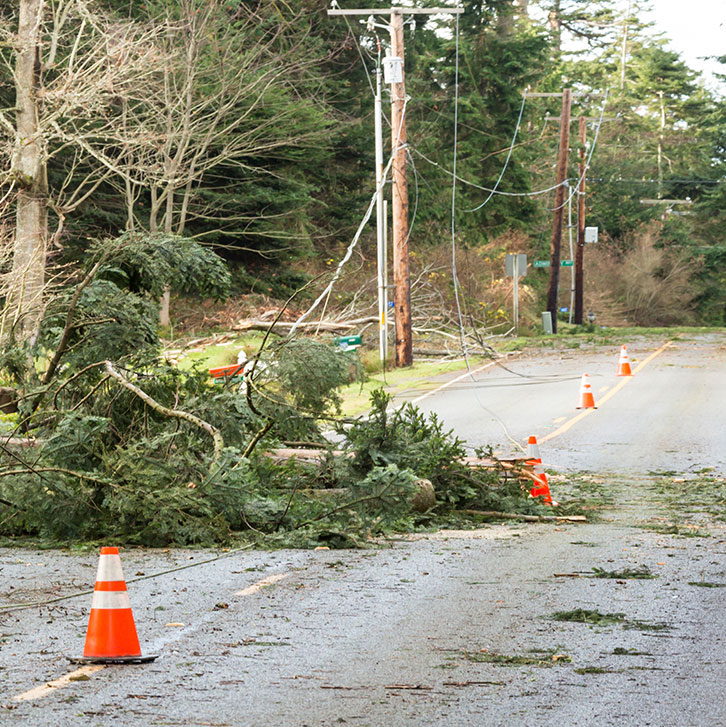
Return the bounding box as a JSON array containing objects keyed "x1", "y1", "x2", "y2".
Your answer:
[
  {"x1": 0, "y1": 0, "x2": 163, "y2": 337},
  {"x1": 111, "y1": 0, "x2": 329, "y2": 324}
]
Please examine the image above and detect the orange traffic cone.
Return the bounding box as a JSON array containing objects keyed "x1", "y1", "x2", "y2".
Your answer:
[
  {"x1": 71, "y1": 547, "x2": 157, "y2": 664},
  {"x1": 576, "y1": 373, "x2": 597, "y2": 409},
  {"x1": 525, "y1": 435, "x2": 557, "y2": 506},
  {"x1": 616, "y1": 345, "x2": 632, "y2": 376}
]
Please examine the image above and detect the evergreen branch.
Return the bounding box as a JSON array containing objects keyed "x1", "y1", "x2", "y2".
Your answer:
[
  {"x1": 41, "y1": 259, "x2": 105, "y2": 389},
  {"x1": 294, "y1": 481, "x2": 395, "y2": 531},
  {"x1": 104, "y1": 360, "x2": 224, "y2": 460},
  {"x1": 51, "y1": 360, "x2": 107, "y2": 409},
  {"x1": 67, "y1": 374, "x2": 111, "y2": 413},
  {"x1": 274, "y1": 473, "x2": 300, "y2": 533}
]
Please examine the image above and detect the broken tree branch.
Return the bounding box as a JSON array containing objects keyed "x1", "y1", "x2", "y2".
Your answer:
[{"x1": 104, "y1": 360, "x2": 224, "y2": 460}]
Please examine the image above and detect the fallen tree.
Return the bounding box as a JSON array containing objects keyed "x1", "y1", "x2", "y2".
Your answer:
[{"x1": 0, "y1": 235, "x2": 554, "y2": 547}]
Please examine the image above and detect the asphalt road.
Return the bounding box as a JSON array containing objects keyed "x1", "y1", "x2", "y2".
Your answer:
[
  {"x1": 1, "y1": 332, "x2": 725, "y2": 726},
  {"x1": 402, "y1": 333, "x2": 726, "y2": 474}
]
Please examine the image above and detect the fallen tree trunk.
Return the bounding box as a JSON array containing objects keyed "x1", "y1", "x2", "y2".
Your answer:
[
  {"x1": 459, "y1": 509, "x2": 586, "y2": 523},
  {"x1": 233, "y1": 316, "x2": 378, "y2": 334},
  {"x1": 267, "y1": 449, "x2": 535, "y2": 486},
  {"x1": 1, "y1": 437, "x2": 40, "y2": 447},
  {"x1": 413, "y1": 349, "x2": 500, "y2": 358}
]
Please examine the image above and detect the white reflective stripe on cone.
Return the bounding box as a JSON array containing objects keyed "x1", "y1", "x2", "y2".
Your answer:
[
  {"x1": 90, "y1": 590, "x2": 132, "y2": 610},
  {"x1": 96, "y1": 554, "x2": 125, "y2": 582}
]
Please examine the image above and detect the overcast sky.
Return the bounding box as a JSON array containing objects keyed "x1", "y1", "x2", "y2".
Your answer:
[{"x1": 645, "y1": 0, "x2": 725, "y2": 90}]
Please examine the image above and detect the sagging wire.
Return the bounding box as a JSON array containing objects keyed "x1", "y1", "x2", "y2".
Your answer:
[
  {"x1": 409, "y1": 144, "x2": 567, "y2": 198},
  {"x1": 472, "y1": 393, "x2": 527, "y2": 453},
  {"x1": 464, "y1": 88, "x2": 529, "y2": 212},
  {"x1": 404, "y1": 146, "x2": 420, "y2": 250},
  {"x1": 342, "y1": 13, "x2": 377, "y2": 99},
  {"x1": 551, "y1": 87, "x2": 610, "y2": 212},
  {"x1": 0, "y1": 544, "x2": 256, "y2": 614},
  {"x1": 410, "y1": 373, "x2": 584, "y2": 390},
  {"x1": 443, "y1": 15, "x2": 525, "y2": 454}
]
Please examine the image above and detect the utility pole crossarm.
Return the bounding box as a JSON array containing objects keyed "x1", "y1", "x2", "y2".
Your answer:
[
  {"x1": 528, "y1": 92, "x2": 604, "y2": 98},
  {"x1": 640, "y1": 198, "x2": 693, "y2": 205},
  {"x1": 327, "y1": 8, "x2": 464, "y2": 15},
  {"x1": 545, "y1": 117, "x2": 617, "y2": 122}
]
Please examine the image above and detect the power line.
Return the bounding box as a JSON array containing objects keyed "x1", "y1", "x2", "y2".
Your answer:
[
  {"x1": 465, "y1": 89, "x2": 530, "y2": 212},
  {"x1": 551, "y1": 88, "x2": 610, "y2": 212},
  {"x1": 342, "y1": 14, "x2": 377, "y2": 99},
  {"x1": 586, "y1": 177, "x2": 724, "y2": 185},
  {"x1": 409, "y1": 144, "x2": 567, "y2": 198},
  {"x1": 290, "y1": 149, "x2": 398, "y2": 335}
]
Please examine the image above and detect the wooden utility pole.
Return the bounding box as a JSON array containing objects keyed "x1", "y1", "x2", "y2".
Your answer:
[
  {"x1": 327, "y1": 6, "x2": 462, "y2": 367},
  {"x1": 389, "y1": 9, "x2": 412, "y2": 366},
  {"x1": 546, "y1": 88, "x2": 572, "y2": 334},
  {"x1": 575, "y1": 115, "x2": 586, "y2": 325}
]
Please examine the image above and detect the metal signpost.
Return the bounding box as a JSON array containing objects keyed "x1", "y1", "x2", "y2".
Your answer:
[{"x1": 505, "y1": 253, "x2": 527, "y2": 334}]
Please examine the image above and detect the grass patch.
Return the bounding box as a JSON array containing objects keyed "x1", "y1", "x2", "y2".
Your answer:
[
  {"x1": 641, "y1": 523, "x2": 711, "y2": 538},
  {"x1": 174, "y1": 332, "x2": 268, "y2": 371},
  {"x1": 550, "y1": 609, "x2": 669, "y2": 632},
  {"x1": 612, "y1": 647, "x2": 652, "y2": 656},
  {"x1": 688, "y1": 581, "x2": 726, "y2": 588},
  {"x1": 463, "y1": 650, "x2": 571, "y2": 667},
  {"x1": 336, "y1": 356, "x2": 488, "y2": 416},
  {"x1": 590, "y1": 565, "x2": 656, "y2": 579},
  {"x1": 574, "y1": 667, "x2": 615, "y2": 675}
]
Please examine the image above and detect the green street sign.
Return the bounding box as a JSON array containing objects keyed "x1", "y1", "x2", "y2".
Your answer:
[
  {"x1": 561, "y1": 260, "x2": 574, "y2": 267},
  {"x1": 533, "y1": 260, "x2": 549, "y2": 268}
]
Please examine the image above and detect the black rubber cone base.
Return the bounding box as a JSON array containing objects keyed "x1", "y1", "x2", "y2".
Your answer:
[{"x1": 68, "y1": 654, "x2": 158, "y2": 665}]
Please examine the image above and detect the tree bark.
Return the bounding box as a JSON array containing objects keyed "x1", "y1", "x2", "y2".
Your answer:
[
  {"x1": 546, "y1": 88, "x2": 571, "y2": 334},
  {"x1": 390, "y1": 10, "x2": 412, "y2": 368},
  {"x1": 9, "y1": 0, "x2": 48, "y2": 338}
]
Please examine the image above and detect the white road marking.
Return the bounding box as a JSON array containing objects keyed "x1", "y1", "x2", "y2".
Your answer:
[
  {"x1": 235, "y1": 572, "x2": 290, "y2": 596},
  {"x1": 540, "y1": 341, "x2": 673, "y2": 443},
  {"x1": 13, "y1": 665, "x2": 105, "y2": 702}
]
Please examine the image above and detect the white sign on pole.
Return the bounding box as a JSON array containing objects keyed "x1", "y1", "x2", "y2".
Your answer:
[
  {"x1": 584, "y1": 226, "x2": 599, "y2": 243},
  {"x1": 383, "y1": 56, "x2": 403, "y2": 84},
  {"x1": 505, "y1": 253, "x2": 527, "y2": 278}
]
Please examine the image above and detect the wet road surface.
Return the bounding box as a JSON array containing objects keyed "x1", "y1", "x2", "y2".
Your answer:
[{"x1": 1, "y1": 333, "x2": 725, "y2": 725}]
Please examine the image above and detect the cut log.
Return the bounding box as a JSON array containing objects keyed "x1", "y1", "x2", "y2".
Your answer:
[
  {"x1": 233, "y1": 316, "x2": 378, "y2": 334},
  {"x1": 459, "y1": 509, "x2": 586, "y2": 523}
]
